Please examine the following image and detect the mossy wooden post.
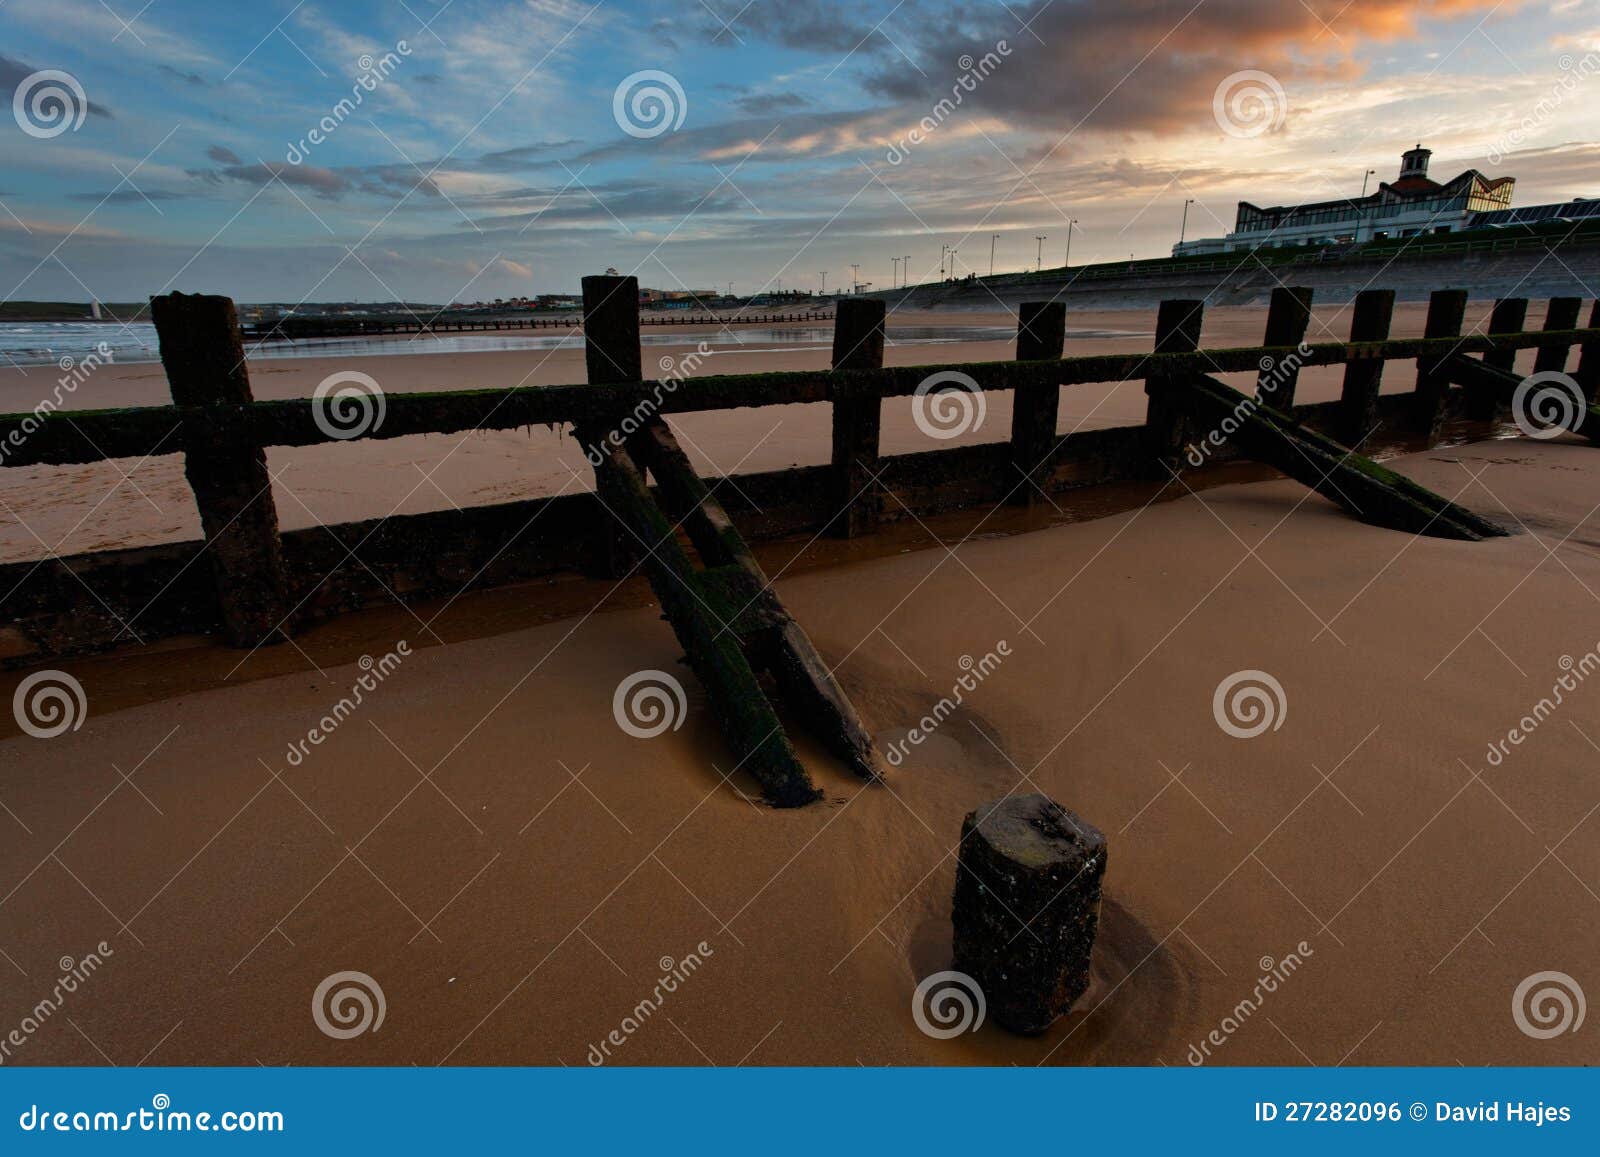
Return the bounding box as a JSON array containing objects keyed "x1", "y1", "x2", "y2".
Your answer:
[
  {"x1": 578, "y1": 274, "x2": 643, "y2": 578},
  {"x1": 1412, "y1": 288, "x2": 1468, "y2": 444},
  {"x1": 1469, "y1": 297, "x2": 1528, "y2": 421},
  {"x1": 1255, "y1": 286, "x2": 1313, "y2": 407},
  {"x1": 951, "y1": 794, "x2": 1106, "y2": 1036},
  {"x1": 1008, "y1": 301, "x2": 1066, "y2": 506},
  {"x1": 1338, "y1": 289, "x2": 1395, "y2": 446},
  {"x1": 1144, "y1": 299, "x2": 1203, "y2": 475},
  {"x1": 828, "y1": 298, "x2": 886, "y2": 537},
  {"x1": 150, "y1": 292, "x2": 288, "y2": 648},
  {"x1": 1534, "y1": 296, "x2": 1583, "y2": 376},
  {"x1": 1577, "y1": 300, "x2": 1600, "y2": 403}
]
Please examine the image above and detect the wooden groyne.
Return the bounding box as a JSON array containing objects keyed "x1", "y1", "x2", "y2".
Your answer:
[
  {"x1": 4, "y1": 285, "x2": 1598, "y2": 682},
  {"x1": 241, "y1": 309, "x2": 834, "y2": 342}
]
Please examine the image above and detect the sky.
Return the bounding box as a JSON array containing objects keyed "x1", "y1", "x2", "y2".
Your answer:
[{"x1": 1, "y1": 0, "x2": 1599, "y2": 304}]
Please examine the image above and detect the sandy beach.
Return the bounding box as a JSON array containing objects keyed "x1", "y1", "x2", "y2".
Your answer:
[
  {"x1": 0, "y1": 300, "x2": 1557, "y2": 562},
  {"x1": 2, "y1": 302, "x2": 1598, "y2": 1066}
]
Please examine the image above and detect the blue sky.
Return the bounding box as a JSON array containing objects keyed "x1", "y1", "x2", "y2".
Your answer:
[{"x1": 2, "y1": 0, "x2": 1598, "y2": 303}]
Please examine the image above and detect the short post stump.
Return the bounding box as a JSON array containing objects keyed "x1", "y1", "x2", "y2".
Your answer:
[{"x1": 952, "y1": 793, "x2": 1106, "y2": 1035}]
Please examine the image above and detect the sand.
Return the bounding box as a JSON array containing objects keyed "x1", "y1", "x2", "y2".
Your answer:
[
  {"x1": 2, "y1": 302, "x2": 1597, "y2": 1067},
  {"x1": 0, "y1": 300, "x2": 1559, "y2": 562},
  {"x1": 3, "y1": 426, "x2": 1599, "y2": 1065}
]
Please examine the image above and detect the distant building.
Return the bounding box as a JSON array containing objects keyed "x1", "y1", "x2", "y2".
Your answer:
[{"x1": 1174, "y1": 145, "x2": 1518, "y2": 256}]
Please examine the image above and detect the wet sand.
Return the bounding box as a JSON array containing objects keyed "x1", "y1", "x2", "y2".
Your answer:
[
  {"x1": 2, "y1": 303, "x2": 1597, "y2": 1067},
  {"x1": 2, "y1": 432, "x2": 1599, "y2": 1065}
]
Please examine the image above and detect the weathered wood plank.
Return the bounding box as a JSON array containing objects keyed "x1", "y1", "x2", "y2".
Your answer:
[
  {"x1": 150, "y1": 292, "x2": 289, "y2": 648},
  {"x1": 1008, "y1": 301, "x2": 1066, "y2": 506}
]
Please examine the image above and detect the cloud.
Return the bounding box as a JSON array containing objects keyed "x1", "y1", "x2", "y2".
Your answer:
[
  {"x1": 207, "y1": 145, "x2": 242, "y2": 165},
  {"x1": 158, "y1": 64, "x2": 208, "y2": 87},
  {"x1": 704, "y1": 0, "x2": 1527, "y2": 136},
  {"x1": 730, "y1": 91, "x2": 812, "y2": 116},
  {"x1": 0, "y1": 53, "x2": 114, "y2": 119}
]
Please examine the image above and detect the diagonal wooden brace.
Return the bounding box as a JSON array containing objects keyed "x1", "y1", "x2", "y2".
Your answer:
[
  {"x1": 1180, "y1": 374, "x2": 1508, "y2": 541},
  {"x1": 1442, "y1": 353, "x2": 1600, "y2": 443},
  {"x1": 629, "y1": 418, "x2": 882, "y2": 782},
  {"x1": 586, "y1": 435, "x2": 823, "y2": 807}
]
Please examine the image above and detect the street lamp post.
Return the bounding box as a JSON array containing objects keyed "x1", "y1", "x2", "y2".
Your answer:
[
  {"x1": 1034, "y1": 235, "x2": 1046, "y2": 271},
  {"x1": 820, "y1": 271, "x2": 827, "y2": 296},
  {"x1": 1179, "y1": 198, "x2": 1195, "y2": 247},
  {"x1": 990, "y1": 233, "x2": 999, "y2": 276},
  {"x1": 1361, "y1": 168, "x2": 1377, "y2": 197},
  {"x1": 891, "y1": 257, "x2": 899, "y2": 287},
  {"x1": 1063, "y1": 219, "x2": 1078, "y2": 268}
]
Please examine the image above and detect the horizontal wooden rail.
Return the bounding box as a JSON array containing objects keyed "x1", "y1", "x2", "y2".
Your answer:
[{"x1": 4, "y1": 328, "x2": 1599, "y2": 469}]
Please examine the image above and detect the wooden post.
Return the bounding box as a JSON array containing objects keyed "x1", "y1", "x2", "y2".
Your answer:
[
  {"x1": 1470, "y1": 297, "x2": 1527, "y2": 420},
  {"x1": 1008, "y1": 301, "x2": 1066, "y2": 505},
  {"x1": 951, "y1": 794, "x2": 1106, "y2": 1035},
  {"x1": 1413, "y1": 288, "x2": 1468, "y2": 443},
  {"x1": 1144, "y1": 299, "x2": 1203, "y2": 475},
  {"x1": 1255, "y1": 286, "x2": 1313, "y2": 408},
  {"x1": 1576, "y1": 300, "x2": 1600, "y2": 403},
  {"x1": 1339, "y1": 289, "x2": 1395, "y2": 446},
  {"x1": 578, "y1": 274, "x2": 643, "y2": 578},
  {"x1": 828, "y1": 298, "x2": 886, "y2": 537},
  {"x1": 1534, "y1": 296, "x2": 1583, "y2": 376},
  {"x1": 150, "y1": 292, "x2": 288, "y2": 648}
]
